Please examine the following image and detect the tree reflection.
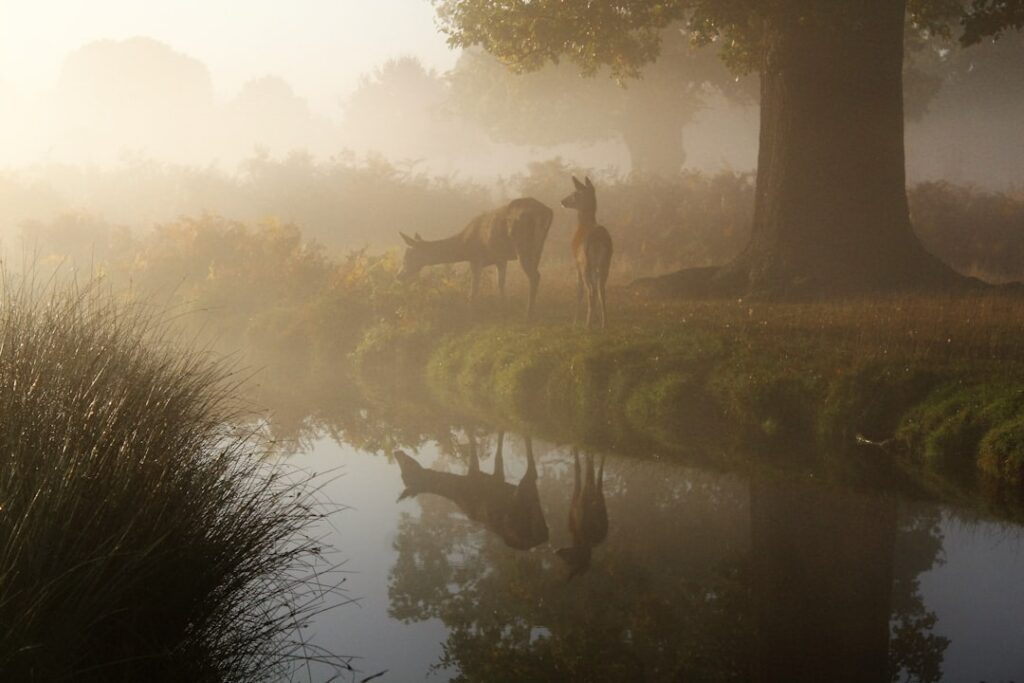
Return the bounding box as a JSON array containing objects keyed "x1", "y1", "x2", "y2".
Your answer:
[
  {"x1": 388, "y1": 434, "x2": 948, "y2": 682},
  {"x1": 752, "y1": 476, "x2": 895, "y2": 682}
]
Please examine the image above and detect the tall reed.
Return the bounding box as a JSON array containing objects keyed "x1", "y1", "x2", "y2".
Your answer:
[{"x1": 0, "y1": 275, "x2": 337, "y2": 681}]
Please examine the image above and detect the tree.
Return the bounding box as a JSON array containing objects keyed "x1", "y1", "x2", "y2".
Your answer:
[
  {"x1": 387, "y1": 433, "x2": 948, "y2": 681},
  {"x1": 224, "y1": 75, "x2": 334, "y2": 158},
  {"x1": 432, "y1": 1, "x2": 1022, "y2": 296},
  {"x1": 341, "y1": 56, "x2": 492, "y2": 166},
  {"x1": 54, "y1": 38, "x2": 215, "y2": 164},
  {"x1": 448, "y1": 30, "x2": 753, "y2": 176}
]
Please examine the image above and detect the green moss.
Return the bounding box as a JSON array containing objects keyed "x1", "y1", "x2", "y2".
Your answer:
[
  {"x1": 898, "y1": 383, "x2": 1024, "y2": 477},
  {"x1": 821, "y1": 363, "x2": 939, "y2": 442},
  {"x1": 624, "y1": 372, "x2": 714, "y2": 444},
  {"x1": 979, "y1": 417, "x2": 1024, "y2": 484}
]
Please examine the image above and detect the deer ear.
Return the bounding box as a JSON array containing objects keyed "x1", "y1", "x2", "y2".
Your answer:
[
  {"x1": 585, "y1": 176, "x2": 594, "y2": 189},
  {"x1": 400, "y1": 232, "x2": 417, "y2": 247},
  {"x1": 414, "y1": 232, "x2": 423, "y2": 242},
  {"x1": 572, "y1": 176, "x2": 585, "y2": 190}
]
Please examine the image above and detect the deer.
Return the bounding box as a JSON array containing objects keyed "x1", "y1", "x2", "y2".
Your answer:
[
  {"x1": 561, "y1": 176, "x2": 613, "y2": 329},
  {"x1": 394, "y1": 432, "x2": 549, "y2": 551},
  {"x1": 556, "y1": 449, "x2": 608, "y2": 579},
  {"x1": 398, "y1": 197, "x2": 553, "y2": 321}
]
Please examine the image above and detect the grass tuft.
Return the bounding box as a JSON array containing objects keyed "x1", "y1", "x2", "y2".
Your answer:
[{"x1": 0, "y1": 275, "x2": 339, "y2": 681}]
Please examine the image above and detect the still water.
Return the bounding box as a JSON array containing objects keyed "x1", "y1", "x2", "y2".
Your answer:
[{"x1": 291, "y1": 430, "x2": 1024, "y2": 682}]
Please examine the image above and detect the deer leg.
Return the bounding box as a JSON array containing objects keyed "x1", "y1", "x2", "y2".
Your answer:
[
  {"x1": 597, "y1": 452, "x2": 606, "y2": 493},
  {"x1": 523, "y1": 436, "x2": 537, "y2": 481},
  {"x1": 493, "y1": 431, "x2": 505, "y2": 480},
  {"x1": 469, "y1": 263, "x2": 482, "y2": 305},
  {"x1": 571, "y1": 448, "x2": 581, "y2": 497},
  {"x1": 574, "y1": 269, "x2": 584, "y2": 327},
  {"x1": 516, "y1": 246, "x2": 540, "y2": 322},
  {"x1": 496, "y1": 262, "x2": 507, "y2": 307},
  {"x1": 597, "y1": 275, "x2": 608, "y2": 330},
  {"x1": 584, "y1": 452, "x2": 595, "y2": 492},
  {"x1": 586, "y1": 276, "x2": 597, "y2": 330},
  {"x1": 467, "y1": 433, "x2": 480, "y2": 475},
  {"x1": 525, "y1": 267, "x2": 540, "y2": 322}
]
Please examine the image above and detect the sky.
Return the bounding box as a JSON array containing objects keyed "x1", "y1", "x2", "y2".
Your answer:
[{"x1": 0, "y1": 0, "x2": 459, "y2": 116}]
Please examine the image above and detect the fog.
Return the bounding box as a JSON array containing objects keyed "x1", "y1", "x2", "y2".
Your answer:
[
  {"x1": 1, "y1": 28, "x2": 1020, "y2": 178},
  {"x1": 1, "y1": 8, "x2": 1020, "y2": 240},
  {"x1": 4, "y1": 5, "x2": 1024, "y2": 681}
]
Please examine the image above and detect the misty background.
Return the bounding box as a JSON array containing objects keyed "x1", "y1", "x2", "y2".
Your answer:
[{"x1": 0, "y1": 1, "x2": 1021, "y2": 271}]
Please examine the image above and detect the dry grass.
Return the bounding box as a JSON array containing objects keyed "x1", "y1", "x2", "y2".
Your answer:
[{"x1": 535, "y1": 287, "x2": 1024, "y2": 366}]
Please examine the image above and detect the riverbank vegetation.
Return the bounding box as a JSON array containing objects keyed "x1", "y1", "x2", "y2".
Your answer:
[
  {"x1": 7, "y1": 156, "x2": 1024, "y2": 282},
  {"x1": 424, "y1": 295, "x2": 1024, "y2": 501},
  {"x1": 10, "y1": 165, "x2": 1024, "y2": 509},
  {"x1": 0, "y1": 278, "x2": 337, "y2": 681}
]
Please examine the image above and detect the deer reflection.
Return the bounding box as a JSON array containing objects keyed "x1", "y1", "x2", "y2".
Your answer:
[
  {"x1": 394, "y1": 432, "x2": 549, "y2": 550},
  {"x1": 557, "y1": 449, "x2": 608, "y2": 578}
]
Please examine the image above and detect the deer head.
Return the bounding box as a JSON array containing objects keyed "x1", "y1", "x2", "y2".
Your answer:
[
  {"x1": 561, "y1": 176, "x2": 596, "y2": 213},
  {"x1": 397, "y1": 231, "x2": 427, "y2": 280}
]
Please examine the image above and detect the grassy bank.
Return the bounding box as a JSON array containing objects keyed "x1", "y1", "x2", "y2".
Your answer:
[
  {"x1": 0, "y1": 279, "x2": 336, "y2": 681},
  {"x1": 411, "y1": 293, "x2": 1024, "y2": 506},
  {"x1": 27, "y1": 209, "x2": 1024, "y2": 509}
]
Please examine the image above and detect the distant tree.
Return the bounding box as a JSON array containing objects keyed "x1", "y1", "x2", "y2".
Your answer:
[
  {"x1": 54, "y1": 38, "x2": 215, "y2": 163},
  {"x1": 433, "y1": 1, "x2": 1024, "y2": 295},
  {"x1": 342, "y1": 56, "x2": 490, "y2": 164},
  {"x1": 448, "y1": 29, "x2": 753, "y2": 177},
  {"x1": 224, "y1": 76, "x2": 331, "y2": 157}
]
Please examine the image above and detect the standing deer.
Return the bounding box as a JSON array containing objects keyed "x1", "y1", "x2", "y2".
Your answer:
[
  {"x1": 561, "y1": 176, "x2": 613, "y2": 329},
  {"x1": 398, "y1": 198, "x2": 553, "y2": 321},
  {"x1": 556, "y1": 449, "x2": 608, "y2": 579},
  {"x1": 394, "y1": 433, "x2": 549, "y2": 551}
]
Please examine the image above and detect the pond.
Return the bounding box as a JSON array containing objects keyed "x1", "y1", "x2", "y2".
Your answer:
[{"x1": 290, "y1": 427, "x2": 1024, "y2": 682}]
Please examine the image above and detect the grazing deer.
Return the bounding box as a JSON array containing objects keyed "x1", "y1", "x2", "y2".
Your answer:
[
  {"x1": 556, "y1": 449, "x2": 608, "y2": 579},
  {"x1": 561, "y1": 176, "x2": 613, "y2": 329},
  {"x1": 398, "y1": 198, "x2": 553, "y2": 321},
  {"x1": 394, "y1": 433, "x2": 549, "y2": 551}
]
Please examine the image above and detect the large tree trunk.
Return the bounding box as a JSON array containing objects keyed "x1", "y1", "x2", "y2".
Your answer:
[
  {"x1": 635, "y1": 0, "x2": 963, "y2": 297},
  {"x1": 620, "y1": 84, "x2": 695, "y2": 177}
]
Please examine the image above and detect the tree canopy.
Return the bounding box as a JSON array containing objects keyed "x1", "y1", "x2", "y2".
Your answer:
[
  {"x1": 448, "y1": 30, "x2": 752, "y2": 174},
  {"x1": 434, "y1": 0, "x2": 1022, "y2": 295},
  {"x1": 433, "y1": 0, "x2": 1019, "y2": 79}
]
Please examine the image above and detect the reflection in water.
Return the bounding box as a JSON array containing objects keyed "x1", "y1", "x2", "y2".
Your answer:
[
  {"x1": 557, "y1": 449, "x2": 608, "y2": 579},
  {"x1": 752, "y1": 477, "x2": 896, "y2": 682},
  {"x1": 751, "y1": 477, "x2": 950, "y2": 683},
  {"x1": 389, "y1": 435, "x2": 752, "y2": 681},
  {"x1": 383, "y1": 433, "x2": 955, "y2": 682},
  {"x1": 394, "y1": 432, "x2": 549, "y2": 551}
]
